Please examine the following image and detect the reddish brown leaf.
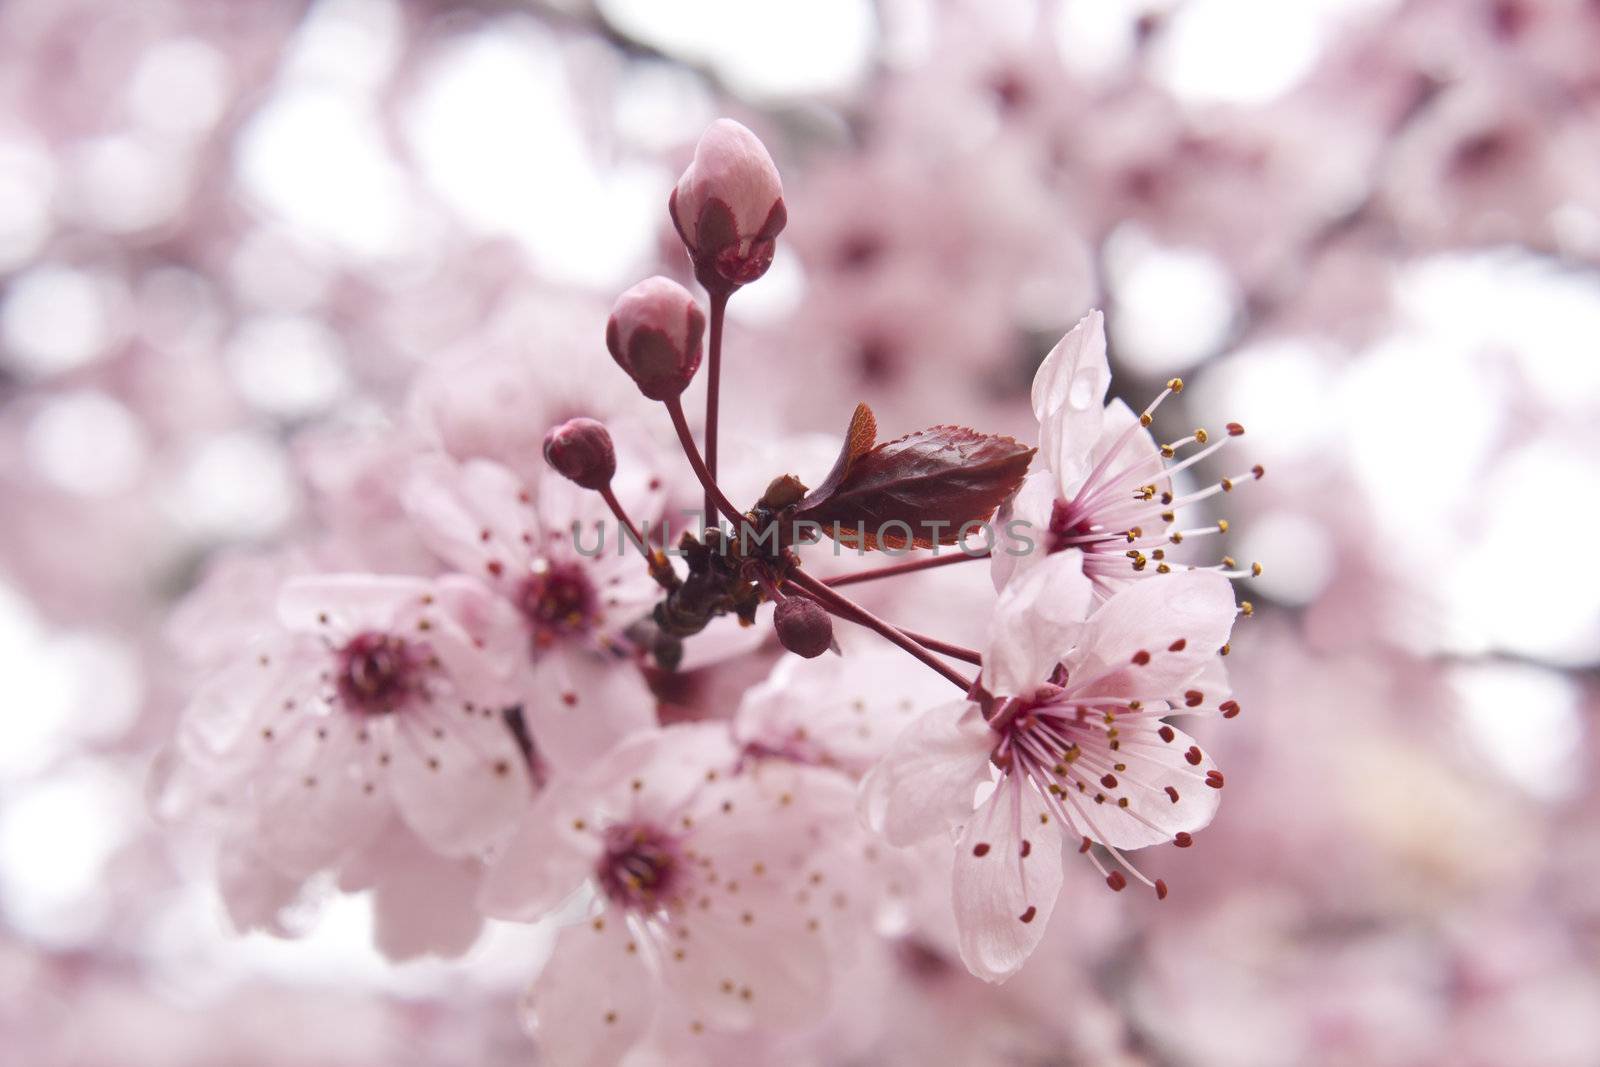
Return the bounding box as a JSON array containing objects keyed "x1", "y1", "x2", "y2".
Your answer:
[
  {"x1": 796, "y1": 423, "x2": 1035, "y2": 550},
  {"x1": 804, "y1": 403, "x2": 877, "y2": 507}
]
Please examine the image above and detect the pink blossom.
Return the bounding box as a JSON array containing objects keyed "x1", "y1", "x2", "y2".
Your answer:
[
  {"x1": 402, "y1": 456, "x2": 660, "y2": 770},
  {"x1": 864, "y1": 556, "x2": 1238, "y2": 981},
  {"x1": 479, "y1": 726, "x2": 846, "y2": 1062},
  {"x1": 169, "y1": 573, "x2": 532, "y2": 878},
  {"x1": 734, "y1": 642, "x2": 953, "y2": 775},
  {"x1": 994, "y1": 309, "x2": 1263, "y2": 600}
]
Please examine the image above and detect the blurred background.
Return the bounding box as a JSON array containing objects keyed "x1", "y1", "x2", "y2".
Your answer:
[{"x1": 2, "y1": 0, "x2": 1599, "y2": 1063}]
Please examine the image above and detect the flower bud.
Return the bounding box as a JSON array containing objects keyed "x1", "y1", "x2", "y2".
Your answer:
[
  {"x1": 605, "y1": 277, "x2": 706, "y2": 401},
  {"x1": 774, "y1": 597, "x2": 833, "y2": 659},
  {"x1": 542, "y1": 417, "x2": 616, "y2": 490},
  {"x1": 669, "y1": 119, "x2": 787, "y2": 292}
]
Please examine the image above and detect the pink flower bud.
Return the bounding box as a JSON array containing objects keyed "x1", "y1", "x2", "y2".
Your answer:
[
  {"x1": 542, "y1": 417, "x2": 616, "y2": 490},
  {"x1": 605, "y1": 277, "x2": 706, "y2": 401},
  {"x1": 669, "y1": 119, "x2": 787, "y2": 292},
  {"x1": 774, "y1": 597, "x2": 833, "y2": 659}
]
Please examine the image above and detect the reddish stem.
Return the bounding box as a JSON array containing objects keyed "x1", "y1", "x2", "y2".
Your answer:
[
  {"x1": 599, "y1": 485, "x2": 676, "y2": 589},
  {"x1": 664, "y1": 397, "x2": 745, "y2": 530},
  {"x1": 898, "y1": 629, "x2": 983, "y2": 666},
  {"x1": 702, "y1": 290, "x2": 729, "y2": 526},
  {"x1": 787, "y1": 570, "x2": 974, "y2": 692},
  {"x1": 824, "y1": 549, "x2": 990, "y2": 588}
]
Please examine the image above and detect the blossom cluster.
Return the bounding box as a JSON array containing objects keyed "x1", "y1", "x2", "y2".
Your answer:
[
  {"x1": 7, "y1": 1, "x2": 1598, "y2": 1064},
  {"x1": 154, "y1": 117, "x2": 1262, "y2": 1062}
]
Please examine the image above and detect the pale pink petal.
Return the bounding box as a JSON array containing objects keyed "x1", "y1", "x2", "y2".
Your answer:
[
  {"x1": 275, "y1": 574, "x2": 432, "y2": 637},
  {"x1": 176, "y1": 639, "x2": 310, "y2": 780},
  {"x1": 402, "y1": 456, "x2": 532, "y2": 588},
  {"x1": 430, "y1": 574, "x2": 527, "y2": 694},
  {"x1": 478, "y1": 792, "x2": 599, "y2": 922},
  {"x1": 1069, "y1": 570, "x2": 1237, "y2": 701},
  {"x1": 387, "y1": 700, "x2": 532, "y2": 856},
  {"x1": 990, "y1": 468, "x2": 1058, "y2": 592},
  {"x1": 1088, "y1": 398, "x2": 1161, "y2": 477},
  {"x1": 255, "y1": 712, "x2": 389, "y2": 877},
  {"x1": 1032, "y1": 310, "x2": 1109, "y2": 492},
  {"x1": 662, "y1": 769, "x2": 835, "y2": 1031},
  {"x1": 984, "y1": 550, "x2": 1093, "y2": 697},
  {"x1": 665, "y1": 883, "x2": 829, "y2": 1031},
  {"x1": 1067, "y1": 722, "x2": 1222, "y2": 850},
  {"x1": 860, "y1": 701, "x2": 992, "y2": 846},
  {"x1": 525, "y1": 647, "x2": 657, "y2": 772},
  {"x1": 524, "y1": 914, "x2": 658, "y2": 1067},
  {"x1": 348, "y1": 823, "x2": 486, "y2": 962},
  {"x1": 1171, "y1": 655, "x2": 1234, "y2": 717},
  {"x1": 734, "y1": 646, "x2": 947, "y2": 774},
  {"x1": 217, "y1": 838, "x2": 323, "y2": 938},
  {"x1": 952, "y1": 775, "x2": 1064, "y2": 983}
]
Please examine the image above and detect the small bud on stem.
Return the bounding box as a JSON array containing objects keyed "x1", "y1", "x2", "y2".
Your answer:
[
  {"x1": 670, "y1": 119, "x2": 787, "y2": 295},
  {"x1": 774, "y1": 597, "x2": 833, "y2": 659},
  {"x1": 606, "y1": 277, "x2": 706, "y2": 401},
  {"x1": 542, "y1": 418, "x2": 616, "y2": 490}
]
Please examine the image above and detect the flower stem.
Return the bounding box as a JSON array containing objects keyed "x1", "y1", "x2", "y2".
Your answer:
[
  {"x1": 898, "y1": 629, "x2": 983, "y2": 666},
  {"x1": 824, "y1": 549, "x2": 990, "y2": 588},
  {"x1": 599, "y1": 485, "x2": 677, "y2": 589},
  {"x1": 664, "y1": 396, "x2": 745, "y2": 530},
  {"x1": 702, "y1": 290, "x2": 729, "y2": 526},
  {"x1": 787, "y1": 570, "x2": 975, "y2": 692}
]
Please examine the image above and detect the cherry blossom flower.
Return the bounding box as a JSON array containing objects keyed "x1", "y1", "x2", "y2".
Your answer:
[
  {"x1": 479, "y1": 725, "x2": 848, "y2": 1063},
  {"x1": 168, "y1": 573, "x2": 532, "y2": 879},
  {"x1": 994, "y1": 309, "x2": 1263, "y2": 600},
  {"x1": 734, "y1": 641, "x2": 954, "y2": 775},
  {"x1": 402, "y1": 456, "x2": 662, "y2": 771},
  {"x1": 864, "y1": 555, "x2": 1239, "y2": 981}
]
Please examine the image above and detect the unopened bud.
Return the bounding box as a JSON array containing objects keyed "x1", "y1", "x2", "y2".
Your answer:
[
  {"x1": 669, "y1": 119, "x2": 787, "y2": 293},
  {"x1": 542, "y1": 417, "x2": 616, "y2": 490},
  {"x1": 606, "y1": 276, "x2": 706, "y2": 401},
  {"x1": 774, "y1": 597, "x2": 833, "y2": 659}
]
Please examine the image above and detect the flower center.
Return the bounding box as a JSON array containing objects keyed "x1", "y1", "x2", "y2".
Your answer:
[
  {"x1": 596, "y1": 824, "x2": 682, "y2": 912},
  {"x1": 335, "y1": 632, "x2": 422, "y2": 715},
  {"x1": 516, "y1": 563, "x2": 598, "y2": 648}
]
